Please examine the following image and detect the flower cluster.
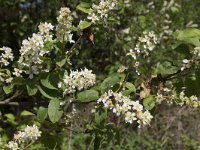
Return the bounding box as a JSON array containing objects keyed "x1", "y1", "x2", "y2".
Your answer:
[
  {"x1": 161, "y1": 0, "x2": 181, "y2": 13},
  {"x1": 59, "y1": 68, "x2": 96, "y2": 94},
  {"x1": 97, "y1": 90, "x2": 153, "y2": 128},
  {"x1": 145, "y1": 2, "x2": 155, "y2": 13},
  {"x1": 160, "y1": 14, "x2": 173, "y2": 40},
  {"x1": 0, "y1": 46, "x2": 14, "y2": 66},
  {"x1": 87, "y1": 0, "x2": 117, "y2": 23},
  {"x1": 127, "y1": 31, "x2": 158, "y2": 75},
  {"x1": 181, "y1": 47, "x2": 200, "y2": 71},
  {"x1": 159, "y1": 1, "x2": 181, "y2": 40},
  {"x1": 18, "y1": 22, "x2": 55, "y2": 79},
  {"x1": 38, "y1": 22, "x2": 54, "y2": 42},
  {"x1": 56, "y1": 7, "x2": 74, "y2": 43},
  {"x1": 0, "y1": 46, "x2": 15, "y2": 83},
  {"x1": 156, "y1": 84, "x2": 200, "y2": 108},
  {"x1": 6, "y1": 125, "x2": 41, "y2": 150},
  {"x1": 127, "y1": 31, "x2": 158, "y2": 58},
  {"x1": 156, "y1": 87, "x2": 173, "y2": 104},
  {"x1": 176, "y1": 91, "x2": 200, "y2": 108}
]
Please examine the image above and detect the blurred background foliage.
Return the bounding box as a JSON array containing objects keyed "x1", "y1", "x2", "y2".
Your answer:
[{"x1": 0, "y1": 0, "x2": 200, "y2": 149}]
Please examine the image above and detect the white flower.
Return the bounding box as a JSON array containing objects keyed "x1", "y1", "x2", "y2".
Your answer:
[
  {"x1": 117, "y1": 65, "x2": 128, "y2": 73},
  {"x1": 98, "y1": 90, "x2": 153, "y2": 127},
  {"x1": 39, "y1": 22, "x2": 54, "y2": 34},
  {"x1": 38, "y1": 22, "x2": 54, "y2": 41},
  {"x1": 5, "y1": 77, "x2": 13, "y2": 83},
  {"x1": 56, "y1": 7, "x2": 73, "y2": 43},
  {"x1": 6, "y1": 141, "x2": 19, "y2": 150},
  {"x1": 127, "y1": 31, "x2": 158, "y2": 59},
  {"x1": 87, "y1": 0, "x2": 117, "y2": 23},
  {"x1": 87, "y1": 13, "x2": 100, "y2": 23},
  {"x1": 24, "y1": 125, "x2": 42, "y2": 141},
  {"x1": 132, "y1": 101, "x2": 143, "y2": 111},
  {"x1": 0, "y1": 47, "x2": 14, "y2": 66},
  {"x1": 18, "y1": 31, "x2": 50, "y2": 78},
  {"x1": 62, "y1": 68, "x2": 96, "y2": 94},
  {"x1": 125, "y1": 111, "x2": 137, "y2": 124},
  {"x1": 6, "y1": 125, "x2": 41, "y2": 149},
  {"x1": 137, "y1": 110, "x2": 153, "y2": 126},
  {"x1": 13, "y1": 68, "x2": 23, "y2": 77},
  {"x1": 14, "y1": 131, "x2": 26, "y2": 144}
]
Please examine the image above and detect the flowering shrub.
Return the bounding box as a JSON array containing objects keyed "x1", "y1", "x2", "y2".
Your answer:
[{"x1": 0, "y1": 0, "x2": 200, "y2": 149}]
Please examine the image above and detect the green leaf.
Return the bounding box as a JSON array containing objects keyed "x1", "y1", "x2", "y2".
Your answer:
[
  {"x1": 3, "y1": 84, "x2": 13, "y2": 94},
  {"x1": 40, "y1": 74, "x2": 57, "y2": 90},
  {"x1": 154, "y1": 61, "x2": 178, "y2": 77},
  {"x1": 12, "y1": 77, "x2": 26, "y2": 85},
  {"x1": 76, "y1": 2, "x2": 93, "y2": 14},
  {"x1": 4, "y1": 113, "x2": 16, "y2": 125},
  {"x1": 78, "y1": 21, "x2": 92, "y2": 30},
  {"x1": 173, "y1": 28, "x2": 200, "y2": 46},
  {"x1": 5, "y1": 113, "x2": 15, "y2": 121},
  {"x1": 0, "y1": 69, "x2": 11, "y2": 76},
  {"x1": 171, "y1": 6, "x2": 179, "y2": 13},
  {"x1": 26, "y1": 79, "x2": 38, "y2": 96},
  {"x1": 21, "y1": 110, "x2": 34, "y2": 116},
  {"x1": 122, "y1": 82, "x2": 136, "y2": 96},
  {"x1": 143, "y1": 95, "x2": 155, "y2": 110},
  {"x1": 55, "y1": 55, "x2": 68, "y2": 68},
  {"x1": 100, "y1": 75, "x2": 120, "y2": 93},
  {"x1": 138, "y1": 16, "x2": 146, "y2": 29},
  {"x1": 95, "y1": 108, "x2": 107, "y2": 125},
  {"x1": 48, "y1": 99, "x2": 63, "y2": 123},
  {"x1": 77, "y1": 90, "x2": 99, "y2": 102},
  {"x1": 37, "y1": 107, "x2": 48, "y2": 122},
  {"x1": 38, "y1": 85, "x2": 60, "y2": 99}
]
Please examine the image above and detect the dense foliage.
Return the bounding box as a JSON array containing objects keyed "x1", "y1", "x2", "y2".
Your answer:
[{"x1": 0, "y1": 0, "x2": 200, "y2": 149}]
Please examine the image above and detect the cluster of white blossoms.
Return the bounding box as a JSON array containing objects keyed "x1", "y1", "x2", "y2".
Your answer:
[
  {"x1": 186, "y1": 21, "x2": 198, "y2": 28},
  {"x1": 6, "y1": 125, "x2": 41, "y2": 150},
  {"x1": 0, "y1": 47, "x2": 14, "y2": 83},
  {"x1": 160, "y1": 14, "x2": 173, "y2": 40},
  {"x1": 159, "y1": 0, "x2": 181, "y2": 40},
  {"x1": 97, "y1": 90, "x2": 153, "y2": 128},
  {"x1": 18, "y1": 23, "x2": 54, "y2": 79},
  {"x1": 59, "y1": 68, "x2": 96, "y2": 95},
  {"x1": 127, "y1": 31, "x2": 158, "y2": 59},
  {"x1": 38, "y1": 22, "x2": 54, "y2": 42},
  {"x1": 155, "y1": 85, "x2": 200, "y2": 108},
  {"x1": 0, "y1": 46, "x2": 14, "y2": 66},
  {"x1": 145, "y1": 2, "x2": 155, "y2": 13},
  {"x1": 177, "y1": 91, "x2": 200, "y2": 108},
  {"x1": 156, "y1": 87, "x2": 173, "y2": 104},
  {"x1": 127, "y1": 31, "x2": 158, "y2": 75},
  {"x1": 181, "y1": 47, "x2": 200, "y2": 71},
  {"x1": 56, "y1": 7, "x2": 74, "y2": 43},
  {"x1": 87, "y1": 0, "x2": 117, "y2": 23},
  {"x1": 161, "y1": 0, "x2": 181, "y2": 13}
]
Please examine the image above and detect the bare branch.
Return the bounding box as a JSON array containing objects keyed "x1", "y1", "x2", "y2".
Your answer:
[{"x1": 0, "y1": 91, "x2": 23, "y2": 105}]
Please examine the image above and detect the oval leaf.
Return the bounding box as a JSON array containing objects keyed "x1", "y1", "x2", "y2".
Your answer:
[
  {"x1": 48, "y1": 99, "x2": 63, "y2": 123},
  {"x1": 78, "y1": 21, "x2": 92, "y2": 30},
  {"x1": 77, "y1": 90, "x2": 99, "y2": 102},
  {"x1": 37, "y1": 107, "x2": 48, "y2": 122},
  {"x1": 100, "y1": 75, "x2": 120, "y2": 93},
  {"x1": 143, "y1": 95, "x2": 155, "y2": 110}
]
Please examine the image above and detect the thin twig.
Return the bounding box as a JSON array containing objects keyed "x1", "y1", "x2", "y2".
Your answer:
[
  {"x1": 0, "y1": 91, "x2": 23, "y2": 105},
  {"x1": 68, "y1": 35, "x2": 83, "y2": 54}
]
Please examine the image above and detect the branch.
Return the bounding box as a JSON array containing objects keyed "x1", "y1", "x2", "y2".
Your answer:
[
  {"x1": 0, "y1": 91, "x2": 23, "y2": 105},
  {"x1": 162, "y1": 68, "x2": 191, "y2": 82},
  {"x1": 68, "y1": 35, "x2": 83, "y2": 54}
]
